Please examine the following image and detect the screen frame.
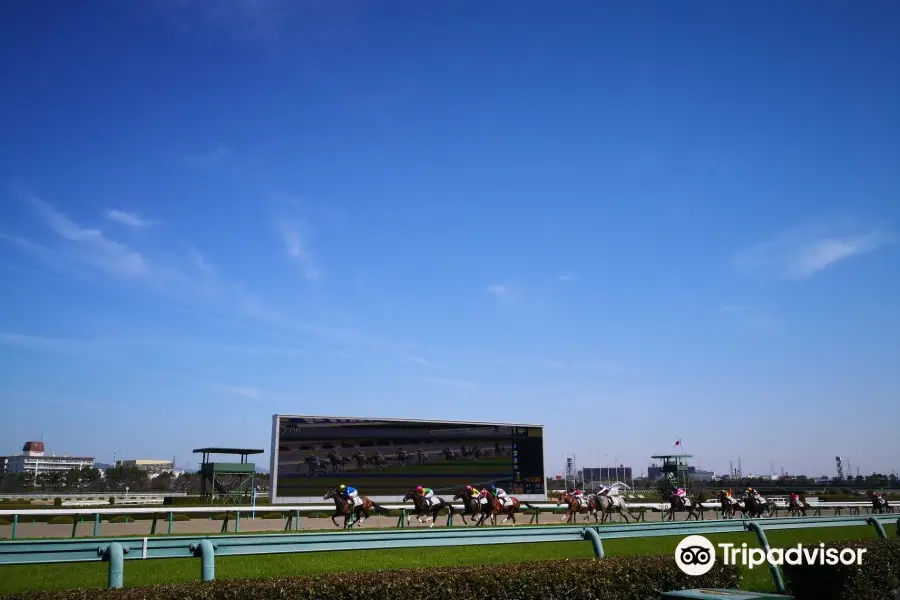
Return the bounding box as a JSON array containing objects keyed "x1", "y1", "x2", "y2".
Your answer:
[{"x1": 269, "y1": 414, "x2": 547, "y2": 503}]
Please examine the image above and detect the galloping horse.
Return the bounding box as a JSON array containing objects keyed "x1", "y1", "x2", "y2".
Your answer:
[
  {"x1": 556, "y1": 492, "x2": 598, "y2": 524},
  {"x1": 453, "y1": 488, "x2": 491, "y2": 525},
  {"x1": 595, "y1": 493, "x2": 637, "y2": 523},
  {"x1": 870, "y1": 493, "x2": 891, "y2": 515},
  {"x1": 716, "y1": 491, "x2": 744, "y2": 519},
  {"x1": 662, "y1": 491, "x2": 690, "y2": 522},
  {"x1": 742, "y1": 493, "x2": 771, "y2": 518},
  {"x1": 786, "y1": 494, "x2": 807, "y2": 517},
  {"x1": 476, "y1": 489, "x2": 523, "y2": 526},
  {"x1": 402, "y1": 490, "x2": 454, "y2": 527},
  {"x1": 323, "y1": 488, "x2": 388, "y2": 528}
]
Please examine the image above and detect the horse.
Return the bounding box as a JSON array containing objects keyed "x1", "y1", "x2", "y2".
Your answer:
[
  {"x1": 556, "y1": 492, "x2": 598, "y2": 524},
  {"x1": 662, "y1": 492, "x2": 690, "y2": 522},
  {"x1": 786, "y1": 494, "x2": 807, "y2": 517},
  {"x1": 685, "y1": 493, "x2": 709, "y2": 521},
  {"x1": 742, "y1": 493, "x2": 771, "y2": 518},
  {"x1": 453, "y1": 488, "x2": 492, "y2": 525},
  {"x1": 402, "y1": 490, "x2": 454, "y2": 527},
  {"x1": 715, "y1": 491, "x2": 744, "y2": 519},
  {"x1": 870, "y1": 493, "x2": 891, "y2": 514},
  {"x1": 596, "y1": 493, "x2": 638, "y2": 523},
  {"x1": 476, "y1": 490, "x2": 523, "y2": 526},
  {"x1": 327, "y1": 451, "x2": 346, "y2": 472},
  {"x1": 323, "y1": 488, "x2": 388, "y2": 528}
]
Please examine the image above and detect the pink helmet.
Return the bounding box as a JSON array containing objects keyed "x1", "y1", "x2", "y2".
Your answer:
[{"x1": 416, "y1": 485, "x2": 423, "y2": 492}]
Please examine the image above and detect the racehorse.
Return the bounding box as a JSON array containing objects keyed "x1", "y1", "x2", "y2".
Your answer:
[
  {"x1": 453, "y1": 488, "x2": 492, "y2": 525},
  {"x1": 684, "y1": 493, "x2": 709, "y2": 521},
  {"x1": 742, "y1": 493, "x2": 771, "y2": 518},
  {"x1": 786, "y1": 494, "x2": 807, "y2": 517},
  {"x1": 323, "y1": 488, "x2": 388, "y2": 528},
  {"x1": 402, "y1": 490, "x2": 454, "y2": 527},
  {"x1": 716, "y1": 491, "x2": 744, "y2": 519},
  {"x1": 556, "y1": 492, "x2": 598, "y2": 523},
  {"x1": 662, "y1": 491, "x2": 690, "y2": 521},
  {"x1": 870, "y1": 493, "x2": 891, "y2": 514},
  {"x1": 595, "y1": 493, "x2": 638, "y2": 523},
  {"x1": 476, "y1": 489, "x2": 524, "y2": 526}
]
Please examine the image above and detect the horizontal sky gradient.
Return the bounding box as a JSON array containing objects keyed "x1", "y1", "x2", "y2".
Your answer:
[{"x1": 1, "y1": 0, "x2": 898, "y2": 480}]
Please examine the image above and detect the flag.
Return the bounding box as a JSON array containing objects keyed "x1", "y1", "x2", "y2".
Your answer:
[{"x1": 674, "y1": 439, "x2": 681, "y2": 448}]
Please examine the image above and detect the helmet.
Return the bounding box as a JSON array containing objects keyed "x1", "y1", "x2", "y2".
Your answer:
[
  {"x1": 416, "y1": 485, "x2": 423, "y2": 492},
  {"x1": 339, "y1": 484, "x2": 346, "y2": 490},
  {"x1": 465, "y1": 485, "x2": 472, "y2": 490},
  {"x1": 488, "y1": 484, "x2": 496, "y2": 491}
]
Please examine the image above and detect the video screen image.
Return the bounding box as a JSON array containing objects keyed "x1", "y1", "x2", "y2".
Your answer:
[{"x1": 273, "y1": 416, "x2": 545, "y2": 499}]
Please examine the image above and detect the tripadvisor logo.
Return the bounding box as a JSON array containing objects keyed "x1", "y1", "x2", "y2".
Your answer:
[{"x1": 674, "y1": 535, "x2": 867, "y2": 576}]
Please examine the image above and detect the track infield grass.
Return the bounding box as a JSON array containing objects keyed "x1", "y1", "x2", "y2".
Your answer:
[{"x1": 0, "y1": 525, "x2": 880, "y2": 595}]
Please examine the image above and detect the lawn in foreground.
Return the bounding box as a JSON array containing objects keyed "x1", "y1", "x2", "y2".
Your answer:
[{"x1": 0, "y1": 525, "x2": 879, "y2": 595}]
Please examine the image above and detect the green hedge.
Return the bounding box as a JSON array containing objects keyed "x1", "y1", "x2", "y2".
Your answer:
[
  {"x1": 47, "y1": 516, "x2": 74, "y2": 525},
  {"x1": 783, "y1": 538, "x2": 900, "y2": 600},
  {"x1": 2, "y1": 555, "x2": 741, "y2": 600},
  {"x1": 261, "y1": 512, "x2": 284, "y2": 519},
  {"x1": 0, "y1": 518, "x2": 9, "y2": 525}
]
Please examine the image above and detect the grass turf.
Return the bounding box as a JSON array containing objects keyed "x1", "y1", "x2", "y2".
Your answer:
[{"x1": 0, "y1": 525, "x2": 882, "y2": 594}]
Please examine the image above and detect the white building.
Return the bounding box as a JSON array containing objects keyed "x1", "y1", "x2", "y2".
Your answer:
[{"x1": 2, "y1": 442, "x2": 94, "y2": 475}]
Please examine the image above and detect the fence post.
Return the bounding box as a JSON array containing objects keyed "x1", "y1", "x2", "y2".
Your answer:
[
  {"x1": 151, "y1": 513, "x2": 158, "y2": 535},
  {"x1": 167, "y1": 512, "x2": 173, "y2": 535},
  {"x1": 235, "y1": 511, "x2": 240, "y2": 533},
  {"x1": 583, "y1": 527, "x2": 605, "y2": 557},
  {"x1": 93, "y1": 514, "x2": 100, "y2": 536},
  {"x1": 101, "y1": 542, "x2": 127, "y2": 589},
  {"x1": 866, "y1": 516, "x2": 887, "y2": 538},
  {"x1": 11, "y1": 514, "x2": 17, "y2": 539},
  {"x1": 745, "y1": 521, "x2": 786, "y2": 594},
  {"x1": 71, "y1": 517, "x2": 78, "y2": 538},
  {"x1": 191, "y1": 539, "x2": 216, "y2": 582}
]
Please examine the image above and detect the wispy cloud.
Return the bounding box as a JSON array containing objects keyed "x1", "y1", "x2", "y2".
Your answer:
[
  {"x1": 104, "y1": 210, "x2": 157, "y2": 228},
  {"x1": 557, "y1": 274, "x2": 576, "y2": 283},
  {"x1": 487, "y1": 282, "x2": 515, "y2": 303},
  {"x1": 223, "y1": 385, "x2": 261, "y2": 399},
  {"x1": 277, "y1": 219, "x2": 319, "y2": 280},
  {"x1": 733, "y1": 224, "x2": 893, "y2": 280},
  {"x1": 233, "y1": 286, "x2": 282, "y2": 322},
  {"x1": 409, "y1": 355, "x2": 445, "y2": 368},
  {"x1": 28, "y1": 196, "x2": 152, "y2": 279},
  {"x1": 0, "y1": 331, "x2": 308, "y2": 357}
]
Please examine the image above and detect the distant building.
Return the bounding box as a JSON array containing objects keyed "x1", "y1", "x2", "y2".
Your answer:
[
  {"x1": 689, "y1": 469, "x2": 716, "y2": 482},
  {"x1": 2, "y1": 441, "x2": 94, "y2": 475},
  {"x1": 115, "y1": 459, "x2": 175, "y2": 477},
  {"x1": 581, "y1": 466, "x2": 633, "y2": 482}
]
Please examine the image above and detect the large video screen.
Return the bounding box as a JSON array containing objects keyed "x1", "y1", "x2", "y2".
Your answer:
[{"x1": 270, "y1": 415, "x2": 546, "y2": 502}]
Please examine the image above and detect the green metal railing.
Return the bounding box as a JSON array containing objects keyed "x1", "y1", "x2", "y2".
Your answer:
[{"x1": 0, "y1": 514, "x2": 895, "y2": 593}]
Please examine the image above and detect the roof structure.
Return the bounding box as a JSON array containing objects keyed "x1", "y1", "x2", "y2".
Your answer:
[
  {"x1": 651, "y1": 454, "x2": 693, "y2": 459},
  {"x1": 192, "y1": 448, "x2": 264, "y2": 455}
]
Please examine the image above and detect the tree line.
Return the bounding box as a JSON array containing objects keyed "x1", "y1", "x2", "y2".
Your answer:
[{"x1": 0, "y1": 466, "x2": 204, "y2": 494}]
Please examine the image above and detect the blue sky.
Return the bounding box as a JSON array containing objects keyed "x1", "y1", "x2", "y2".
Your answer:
[{"x1": 1, "y1": 1, "x2": 898, "y2": 480}]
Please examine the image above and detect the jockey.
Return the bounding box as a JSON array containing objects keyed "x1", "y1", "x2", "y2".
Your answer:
[
  {"x1": 339, "y1": 484, "x2": 359, "y2": 505},
  {"x1": 594, "y1": 484, "x2": 611, "y2": 496},
  {"x1": 488, "y1": 484, "x2": 510, "y2": 506},
  {"x1": 417, "y1": 485, "x2": 434, "y2": 506},
  {"x1": 569, "y1": 488, "x2": 585, "y2": 506},
  {"x1": 673, "y1": 486, "x2": 686, "y2": 498},
  {"x1": 466, "y1": 485, "x2": 480, "y2": 499}
]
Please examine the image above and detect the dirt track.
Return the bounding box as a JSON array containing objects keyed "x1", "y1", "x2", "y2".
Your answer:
[{"x1": 0, "y1": 507, "x2": 857, "y2": 540}]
